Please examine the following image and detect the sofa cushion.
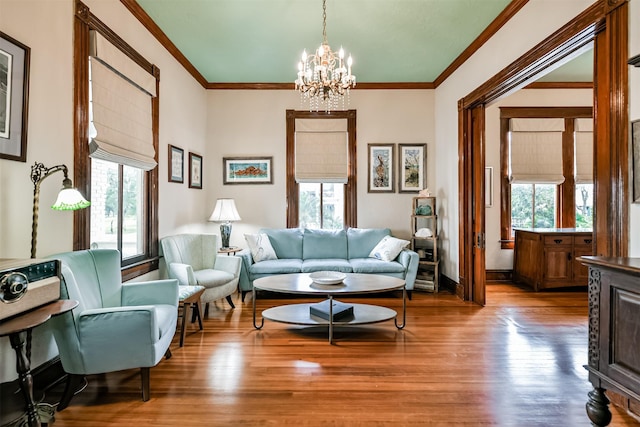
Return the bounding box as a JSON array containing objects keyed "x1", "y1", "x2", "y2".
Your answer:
[
  {"x1": 369, "y1": 235, "x2": 410, "y2": 262},
  {"x1": 302, "y1": 259, "x2": 353, "y2": 273},
  {"x1": 249, "y1": 259, "x2": 303, "y2": 275},
  {"x1": 347, "y1": 228, "x2": 391, "y2": 259},
  {"x1": 302, "y1": 229, "x2": 348, "y2": 259},
  {"x1": 349, "y1": 258, "x2": 406, "y2": 274},
  {"x1": 245, "y1": 233, "x2": 278, "y2": 262},
  {"x1": 260, "y1": 228, "x2": 304, "y2": 259}
]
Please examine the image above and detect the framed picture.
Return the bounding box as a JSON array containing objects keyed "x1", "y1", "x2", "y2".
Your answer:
[
  {"x1": 189, "y1": 152, "x2": 203, "y2": 189},
  {"x1": 0, "y1": 31, "x2": 30, "y2": 162},
  {"x1": 168, "y1": 144, "x2": 184, "y2": 183},
  {"x1": 367, "y1": 144, "x2": 394, "y2": 193},
  {"x1": 223, "y1": 156, "x2": 273, "y2": 184},
  {"x1": 398, "y1": 144, "x2": 426, "y2": 193},
  {"x1": 633, "y1": 120, "x2": 640, "y2": 203},
  {"x1": 485, "y1": 167, "x2": 493, "y2": 207}
]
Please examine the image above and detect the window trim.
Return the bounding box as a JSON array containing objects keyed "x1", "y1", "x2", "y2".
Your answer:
[
  {"x1": 74, "y1": 0, "x2": 160, "y2": 279},
  {"x1": 499, "y1": 107, "x2": 592, "y2": 249},
  {"x1": 286, "y1": 110, "x2": 357, "y2": 228}
]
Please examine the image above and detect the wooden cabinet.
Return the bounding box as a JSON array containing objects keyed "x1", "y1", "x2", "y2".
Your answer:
[
  {"x1": 410, "y1": 197, "x2": 439, "y2": 292},
  {"x1": 513, "y1": 228, "x2": 593, "y2": 291},
  {"x1": 579, "y1": 257, "x2": 640, "y2": 426}
]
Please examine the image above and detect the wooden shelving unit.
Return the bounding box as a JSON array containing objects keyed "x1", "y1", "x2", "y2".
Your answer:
[{"x1": 410, "y1": 196, "x2": 439, "y2": 292}]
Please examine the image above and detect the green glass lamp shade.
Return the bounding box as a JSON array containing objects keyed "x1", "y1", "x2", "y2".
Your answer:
[{"x1": 52, "y1": 187, "x2": 91, "y2": 211}]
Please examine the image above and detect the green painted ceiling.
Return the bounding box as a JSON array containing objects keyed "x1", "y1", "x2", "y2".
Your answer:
[{"x1": 136, "y1": 0, "x2": 592, "y2": 84}]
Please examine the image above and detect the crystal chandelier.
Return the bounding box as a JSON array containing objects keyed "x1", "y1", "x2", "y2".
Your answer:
[{"x1": 295, "y1": 0, "x2": 356, "y2": 112}]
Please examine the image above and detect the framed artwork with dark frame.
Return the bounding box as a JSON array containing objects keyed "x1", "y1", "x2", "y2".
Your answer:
[
  {"x1": 188, "y1": 152, "x2": 203, "y2": 189},
  {"x1": 633, "y1": 119, "x2": 640, "y2": 203},
  {"x1": 367, "y1": 143, "x2": 394, "y2": 193},
  {"x1": 223, "y1": 156, "x2": 273, "y2": 184},
  {"x1": 398, "y1": 143, "x2": 426, "y2": 193},
  {"x1": 168, "y1": 144, "x2": 184, "y2": 183},
  {"x1": 0, "y1": 31, "x2": 30, "y2": 162}
]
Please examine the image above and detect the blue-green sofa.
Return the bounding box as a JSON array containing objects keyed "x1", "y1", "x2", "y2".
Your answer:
[{"x1": 238, "y1": 228, "x2": 418, "y2": 300}]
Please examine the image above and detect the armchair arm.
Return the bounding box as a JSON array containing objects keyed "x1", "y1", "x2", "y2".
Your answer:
[
  {"x1": 78, "y1": 306, "x2": 159, "y2": 347},
  {"x1": 122, "y1": 279, "x2": 179, "y2": 307},
  {"x1": 168, "y1": 262, "x2": 197, "y2": 286},
  {"x1": 214, "y1": 255, "x2": 241, "y2": 277}
]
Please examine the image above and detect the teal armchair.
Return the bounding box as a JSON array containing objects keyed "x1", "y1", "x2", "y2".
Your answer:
[
  {"x1": 160, "y1": 234, "x2": 240, "y2": 316},
  {"x1": 48, "y1": 249, "x2": 179, "y2": 409}
]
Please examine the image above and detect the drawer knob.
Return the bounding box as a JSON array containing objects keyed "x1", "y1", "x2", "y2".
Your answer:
[
  {"x1": 554, "y1": 239, "x2": 562, "y2": 244},
  {"x1": 585, "y1": 239, "x2": 592, "y2": 244}
]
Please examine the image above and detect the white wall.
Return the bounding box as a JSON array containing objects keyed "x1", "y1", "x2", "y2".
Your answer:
[
  {"x1": 434, "y1": 0, "x2": 595, "y2": 281},
  {"x1": 0, "y1": 0, "x2": 207, "y2": 382},
  {"x1": 630, "y1": 0, "x2": 640, "y2": 256},
  {"x1": 206, "y1": 90, "x2": 435, "y2": 245},
  {"x1": 485, "y1": 88, "x2": 593, "y2": 270}
]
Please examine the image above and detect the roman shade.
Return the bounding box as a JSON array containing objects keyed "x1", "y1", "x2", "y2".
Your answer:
[
  {"x1": 89, "y1": 30, "x2": 157, "y2": 171},
  {"x1": 574, "y1": 118, "x2": 594, "y2": 184},
  {"x1": 295, "y1": 118, "x2": 348, "y2": 183},
  {"x1": 509, "y1": 118, "x2": 565, "y2": 184}
]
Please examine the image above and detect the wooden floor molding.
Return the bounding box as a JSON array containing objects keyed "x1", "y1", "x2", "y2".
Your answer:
[{"x1": 42, "y1": 285, "x2": 639, "y2": 426}]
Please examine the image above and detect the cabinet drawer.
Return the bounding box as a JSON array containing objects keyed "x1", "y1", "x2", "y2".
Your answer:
[
  {"x1": 574, "y1": 235, "x2": 593, "y2": 246},
  {"x1": 544, "y1": 235, "x2": 572, "y2": 246}
]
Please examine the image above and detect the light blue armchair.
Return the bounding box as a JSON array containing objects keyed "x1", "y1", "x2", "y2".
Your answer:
[
  {"x1": 48, "y1": 249, "x2": 179, "y2": 409},
  {"x1": 161, "y1": 234, "x2": 240, "y2": 316}
]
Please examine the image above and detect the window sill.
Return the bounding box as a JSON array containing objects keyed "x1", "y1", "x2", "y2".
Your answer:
[{"x1": 122, "y1": 257, "x2": 159, "y2": 282}]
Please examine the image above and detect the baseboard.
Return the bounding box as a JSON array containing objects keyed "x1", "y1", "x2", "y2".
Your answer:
[
  {"x1": 486, "y1": 269, "x2": 513, "y2": 283},
  {"x1": 439, "y1": 274, "x2": 459, "y2": 296}
]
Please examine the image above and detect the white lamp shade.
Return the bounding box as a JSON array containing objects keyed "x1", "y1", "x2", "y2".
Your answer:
[{"x1": 209, "y1": 198, "x2": 241, "y2": 222}]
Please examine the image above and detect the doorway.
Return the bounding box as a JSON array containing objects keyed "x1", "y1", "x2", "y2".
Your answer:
[{"x1": 458, "y1": 0, "x2": 629, "y2": 305}]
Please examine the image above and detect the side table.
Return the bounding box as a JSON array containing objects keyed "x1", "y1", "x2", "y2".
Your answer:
[
  {"x1": 0, "y1": 300, "x2": 78, "y2": 427},
  {"x1": 218, "y1": 247, "x2": 241, "y2": 256},
  {"x1": 178, "y1": 286, "x2": 205, "y2": 347}
]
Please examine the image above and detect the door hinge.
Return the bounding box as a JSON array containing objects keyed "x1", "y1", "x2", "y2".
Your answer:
[{"x1": 475, "y1": 232, "x2": 486, "y2": 249}]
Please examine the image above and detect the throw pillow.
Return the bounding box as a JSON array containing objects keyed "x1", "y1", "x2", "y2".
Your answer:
[
  {"x1": 244, "y1": 233, "x2": 278, "y2": 263},
  {"x1": 369, "y1": 235, "x2": 410, "y2": 262}
]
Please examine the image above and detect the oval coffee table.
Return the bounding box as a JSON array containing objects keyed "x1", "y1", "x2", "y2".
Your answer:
[{"x1": 252, "y1": 273, "x2": 406, "y2": 344}]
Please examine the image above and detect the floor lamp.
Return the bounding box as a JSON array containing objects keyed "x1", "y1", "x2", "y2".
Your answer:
[
  {"x1": 208, "y1": 198, "x2": 241, "y2": 249},
  {"x1": 31, "y1": 162, "x2": 91, "y2": 258}
]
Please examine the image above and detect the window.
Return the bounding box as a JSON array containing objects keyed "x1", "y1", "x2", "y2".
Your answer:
[
  {"x1": 74, "y1": 3, "x2": 159, "y2": 279},
  {"x1": 511, "y1": 183, "x2": 557, "y2": 232},
  {"x1": 299, "y1": 183, "x2": 344, "y2": 229},
  {"x1": 499, "y1": 107, "x2": 593, "y2": 249},
  {"x1": 90, "y1": 159, "x2": 146, "y2": 262},
  {"x1": 286, "y1": 110, "x2": 357, "y2": 229}
]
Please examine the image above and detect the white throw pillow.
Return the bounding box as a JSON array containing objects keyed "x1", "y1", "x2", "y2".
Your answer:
[
  {"x1": 369, "y1": 235, "x2": 410, "y2": 262},
  {"x1": 244, "y1": 233, "x2": 278, "y2": 263}
]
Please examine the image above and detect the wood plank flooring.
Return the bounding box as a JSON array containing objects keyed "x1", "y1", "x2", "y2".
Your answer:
[{"x1": 48, "y1": 284, "x2": 639, "y2": 426}]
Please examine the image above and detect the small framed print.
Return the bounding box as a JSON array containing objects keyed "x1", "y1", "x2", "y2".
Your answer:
[
  {"x1": 0, "y1": 31, "x2": 30, "y2": 162},
  {"x1": 368, "y1": 144, "x2": 394, "y2": 193},
  {"x1": 398, "y1": 143, "x2": 426, "y2": 193},
  {"x1": 223, "y1": 156, "x2": 273, "y2": 184},
  {"x1": 189, "y1": 152, "x2": 203, "y2": 189},
  {"x1": 168, "y1": 144, "x2": 184, "y2": 183},
  {"x1": 189, "y1": 152, "x2": 202, "y2": 190}
]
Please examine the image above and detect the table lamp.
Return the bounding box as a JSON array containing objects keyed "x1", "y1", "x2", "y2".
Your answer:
[
  {"x1": 208, "y1": 198, "x2": 241, "y2": 249},
  {"x1": 31, "y1": 162, "x2": 91, "y2": 258}
]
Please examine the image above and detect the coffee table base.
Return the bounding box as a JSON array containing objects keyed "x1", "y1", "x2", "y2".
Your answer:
[{"x1": 255, "y1": 297, "x2": 405, "y2": 343}]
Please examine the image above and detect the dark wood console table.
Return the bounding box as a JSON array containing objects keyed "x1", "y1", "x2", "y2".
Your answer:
[
  {"x1": 0, "y1": 300, "x2": 77, "y2": 427},
  {"x1": 579, "y1": 257, "x2": 640, "y2": 426},
  {"x1": 513, "y1": 228, "x2": 592, "y2": 291}
]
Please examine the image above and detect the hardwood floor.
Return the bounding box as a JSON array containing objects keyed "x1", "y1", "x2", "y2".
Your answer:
[{"x1": 48, "y1": 284, "x2": 639, "y2": 426}]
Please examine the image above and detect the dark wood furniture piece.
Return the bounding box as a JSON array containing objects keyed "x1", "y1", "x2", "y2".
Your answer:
[
  {"x1": 178, "y1": 286, "x2": 205, "y2": 347},
  {"x1": 579, "y1": 257, "x2": 640, "y2": 426},
  {"x1": 0, "y1": 300, "x2": 78, "y2": 427},
  {"x1": 513, "y1": 228, "x2": 592, "y2": 291}
]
